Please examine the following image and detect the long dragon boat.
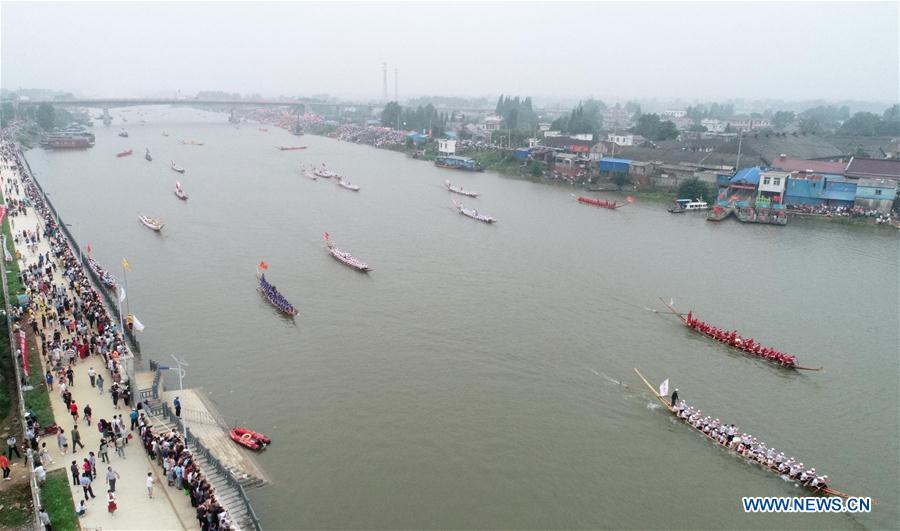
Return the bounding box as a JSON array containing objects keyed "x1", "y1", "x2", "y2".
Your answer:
[
  {"x1": 634, "y1": 368, "x2": 854, "y2": 499},
  {"x1": 445, "y1": 180, "x2": 479, "y2": 198},
  {"x1": 453, "y1": 200, "x2": 495, "y2": 224},
  {"x1": 574, "y1": 194, "x2": 633, "y2": 209},
  {"x1": 324, "y1": 232, "x2": 371, "y2": 272},
  {"x1": 659, "y1": 298, "x2": 821, "y2": 371},
  {"x1": 256, "y1": 268, "x2": 298, "y2": 316},
  {"x1": 88, "y1": 258, "x2": 118, "y2": 291}
]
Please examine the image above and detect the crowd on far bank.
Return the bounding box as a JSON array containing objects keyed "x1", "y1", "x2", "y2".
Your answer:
[
  {"x1": 330, "y1": 123, "x2": 408, "y2": 148},
  {"x1": 786, "y1": 203, "x2": 897, "y2": 225}
]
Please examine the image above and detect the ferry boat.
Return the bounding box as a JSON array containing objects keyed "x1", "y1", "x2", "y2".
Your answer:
[
  {"x1": 174, "y1": 181, "x2": 188, "y2": 200},
  {"x1": 336, "y1": 177, "x2": 360, "y2": 191},
  {"x1": 324, "y1": 232, "x2": 371, "y2": 272},
  {"x1": 435, "y1": 155, "x2": 483, "y2": 172},
  {"x1": 171, "y1": 161, "x2": 185, "y2": 173},
  {"x1": 445, "y1": 179, "x2": 479, "y2": 198},
  {"x1": 669, "y1": 198, "x2": 708, "y2": 213},
  {"x1": 116, "y1": 149, "x2": 133, "y2": 158},
  {"x1": 453, "y1": 200, "x2": 496, "y2": 224},
  {"x1": 145, "y1": 148, "x2": 152, "y2": 162},
  {"x1": 138, "y1": 215, "x2": 164, "y2": 232},
  {"x1": 40, "y1": 135, "x2": 94, "y2": 149}
]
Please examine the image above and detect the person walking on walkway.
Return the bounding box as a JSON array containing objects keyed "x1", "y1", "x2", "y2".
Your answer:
[
  {"x1": 106, "y1": 466, "x2": 120, "y2": 492},
  {"x1": 70, "y1": 460, "x2": 80, "y2": 486},
  {"x1": 88, "y1": 366, "x2": 96, "y2": 387},
  {"x1": 96, "y1": 373, "x2": 104, "y2": 394},
  {"x1": 106, "y1": 490, "x2": 117, "y2": 515},
  {"x1": 69, "y1": 400, "x2": 79, "y2": 423},
  {"x1": 130, "y1": 408, "x2": 138, "y2": 430},
  {"x1": 99, "y1": 438, "x2": 109, "y2": 463},
  {"x1": 146, "y1": 471, "x2": 155, "y2": 498},
  {"x1": 111, "y1": 386, "x2": 120, "y2": 409},
  {"x1": 88, "y1": 451, "x2": 97, "y2": 478},
  {"x1": 57, "y1": 431, "x2": 68, "y2": 455},
  {"x1": 71, "y1": 426, "x2": 84, "y2": 451},
  {"x1": 45, "y1": 370, "x2": 53, "y2": 390},
  {"x1": 114, "y1": 434, "x2": 126, "y2": 459},
  {"x1": 174, "y1": 396, "x2": 182, "y2": 417},
  {"x1": 0, "y1": 453, "x2": 10, "y2": 480},
  {"x1": 6, "y1": 434, "x2": 21, "y2": 459},
  {"x1": 79, "y1": 472, "x2": 96, "y2": 501},
  {"x1": 83, "y1": 404, "x2": 92, "y2": 426}
]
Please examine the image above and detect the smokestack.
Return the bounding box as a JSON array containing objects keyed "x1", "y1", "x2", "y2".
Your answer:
[
  {"x1": 394, "y1": 68, "x2": 398, "y2": 102},
  {"x1": 382, "y1": 62, "x2": 388, "y2": 102}
]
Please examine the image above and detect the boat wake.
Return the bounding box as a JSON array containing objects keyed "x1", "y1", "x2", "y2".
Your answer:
[
  {"x1": 587, "y1": 368, "x2": 629, "y2": 388},
  {"x1": 646, "y1": 402, "x2": 663, "y2": 410}
]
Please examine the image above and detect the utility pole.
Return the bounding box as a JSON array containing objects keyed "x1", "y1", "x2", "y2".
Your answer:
[
  {"x1": 382, "y1": 62, "x2": 388, "y2": 102},
  {"x1": 394, "y1": 68, "x2": 398, "y2": 102}
]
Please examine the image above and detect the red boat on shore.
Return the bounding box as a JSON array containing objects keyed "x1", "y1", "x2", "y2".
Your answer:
[
  {"x1": 116, "y1": 149, "x2": 133, "y2": 157},
  {"x1": 575, "y1": 194, "x2": 634, "y2": 209},
  {"x1": 230, "y1": 428, "x2": 271, "y2": 451},
  {"x1": 659, "y1": 298, "x2": 821, "y2": 371}
]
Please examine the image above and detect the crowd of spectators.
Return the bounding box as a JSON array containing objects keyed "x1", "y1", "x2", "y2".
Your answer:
[{"x1": 786, "y1": 203, "x2": 898, "y2": 225}]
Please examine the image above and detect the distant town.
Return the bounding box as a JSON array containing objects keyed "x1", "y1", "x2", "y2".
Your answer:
[{"x1": 3, "y1": 88, "x2": 899, "y2": 228}]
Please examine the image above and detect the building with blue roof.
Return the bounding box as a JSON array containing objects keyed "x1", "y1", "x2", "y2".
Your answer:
[{"x1": 598, "y1": 157, "x2": 631, "y2": 178}]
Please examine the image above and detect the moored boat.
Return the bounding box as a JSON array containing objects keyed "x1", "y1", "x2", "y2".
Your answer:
[
  {"x1": 116, "y1": 149, "x2": 133, "y2": 158},
  {"x1": 634, "y1": 368, "x2": 854, "y2": 499},
  {"x1": 659, "y1": 298, "x2": 821, "y2": 371},
  {"x1": 118, "y1": 129, "x2": 129, "y2": 138},
  {"x1": 138, "y1": 215, "x2": 164, "y2": 232},
  {"x1": 174, "y1": 181, "x2": 188, "y2": 200},
  {"x1": 324, "y1": 232, "x2": 371, "y2": 272},
  {"x1": 87, "y1": 258, "x2": 118, "y2": 291},
  {"x1": 180, "y1": 139, "x2": 204, "y2": 146},
  {"x1": 445, "y1": 179, "x2": 479, "y2": 198},
  {"x1": 336, "y1": 177, "x2": 360, "y2": 191},
  {"x1": 276, "y1": 145, "x2": 308, "y2": 151},
  {"x1": 230, "y1": 427, "x2": 271, "y2": 451},
  {"x1": 171, "y1": 161, "x2": 185, "y2": 173},
  {"x1": 257, "y1": 264, "x2": 298, "y2": 316},
  {"x1": 453, "y1": 200, "x2": 496, "y2": 224}
]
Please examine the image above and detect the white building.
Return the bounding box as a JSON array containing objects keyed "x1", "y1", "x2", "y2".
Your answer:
[
  {"x1": 570, "y1": 133, "x2": 594, "y2": 142},
  {"x1": 662, "y1": 110, "x2": 687, "y2": 119},
  {"x1": 701, "y1": 119, "x2": 727, "y2": 133},
  {"x1": 758, "y1": 170, "x2": 790, "y2": 195},
  {"x1": 438, "y1": 139, "x2": 457, "y2": 156},
  {"x1": 483, "y1": 114, "x2": 503, "y2": 132},
  {"x1": 607, "y1": 133, "x2": 639, "y2": 146}
]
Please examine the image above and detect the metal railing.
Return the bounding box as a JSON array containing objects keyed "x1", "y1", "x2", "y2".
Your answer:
[
  {"x1": 19, "y1": 154, "x2": 141, "y2": 354},
  {"x1": 160, "y1": 402, "x2": 262, "y2": 531}
]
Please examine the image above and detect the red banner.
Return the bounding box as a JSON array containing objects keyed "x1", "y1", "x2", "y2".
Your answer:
[
  {"x1": 0, "y1": 204, "x2": 7, "y2": 227},
  {"x1": 19, "y1": 329, "x2": 28, "y2": 378}
]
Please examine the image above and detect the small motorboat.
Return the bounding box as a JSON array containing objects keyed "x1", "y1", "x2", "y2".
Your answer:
[
  {"x1": 145, "y1": 148, "x2": 152, "y2": 162},
  {"x1": 445, "y1": 179, "x2": 479, "y2": 198},
  {"x1": 336, "y1": 177, "x2": 360, "y2": 191},
  {"x1": 453, "y1": 200, "x2": 496, "y2": 224},
  {"x1": 162, "y1": 130, "x2": 169, "y2": 137},
  {"x1": 116, "y1": 149, "x2": 133, "y2": 158},
  {"x1": 174, "y1": 181, "x2": 188, "y2": 200},
  {"x1": 138, "y1": 215, "x2": 164, "y2": 232},
  {"x1": 171, "y1": 161, "x2": 185, "y2": 173},
  {"x1": 118, "y1": 129, "x2": 129, "y2": 138},
  {"x1": 230, "y1": 427, "x2": 271, "y2": 451},
  {"x1": 180, "y1": 140, "x2": 204, "y2": 146},
  {"x1": 276, "y1": 145, "x2": 307, "y2": 151}
]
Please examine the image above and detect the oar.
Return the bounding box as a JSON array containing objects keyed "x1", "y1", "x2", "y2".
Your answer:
[
  {"x1": 794, "y1": 365, "x2": 824, "y2": 372},
  {"x1": 658, "y1": 297, "x2": 688, "y2": 320},
  {"x1": 633, "y1": 368, "x2": 669, "y2": 410}
]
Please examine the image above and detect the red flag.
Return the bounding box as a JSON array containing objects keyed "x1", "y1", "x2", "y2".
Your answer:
[
  {"x1": 323, "y1": 232, "x2": 330, "y2": 241},
  {"x1": 626, "y1": 196, "x2": 635, "y2": 204},
  {"x1": 19, "y1": 330, "x2": 28, "y2": 379},
  {"x1": 258, "y1": 261, "x2": 269, "y2": 270},
  {"x1": 86, "y1": 244, "x2": 92, "y2": 255}
]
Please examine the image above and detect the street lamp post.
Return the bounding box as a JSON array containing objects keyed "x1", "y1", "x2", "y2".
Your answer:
[{"x1": 158, "y1": 355, "x2": 189, "y2": 441}]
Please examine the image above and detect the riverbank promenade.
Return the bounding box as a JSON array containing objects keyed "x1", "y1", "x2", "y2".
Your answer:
[{"x1": 1, "y1": 161, "x2": 200, "y2": 530}]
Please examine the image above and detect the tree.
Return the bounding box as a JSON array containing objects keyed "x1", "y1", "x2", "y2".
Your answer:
[
  {"x1": 1, "y1": 102, "x2": 15, "y2": 128},
  {"x1": 656, "y1": 120, "x2": 679, "y2": 141},
  {"x1": 798, "y1": 116, "x2": 822, "y2": 135},
  {"x1": 36, "y1": 103, "x2": 55, "y2": 131},
  {"x1": 625, "y1": 101, "x2": 641, "y2": 117},
  {"x1": 850, "y1": 145, "x2": 870, "y2": 158},
  {"x1": 688, "y1": 124, "x2": 708, "y2": 133},
  {"x1": 839, "y1": 112, "x2": 882, "y2": 136},
  {"x1": 380, "y1": 101, "x2": 402, "y2": 128},
  {"x1": 771, "y1": 111, "x2": 795, "y2": 130},
  {"x1": 877, "y1": 104, "x2": 900, "y2": 136},
  {"x1": 677, "y1": 177, "x2": 715, "y2": 204}
]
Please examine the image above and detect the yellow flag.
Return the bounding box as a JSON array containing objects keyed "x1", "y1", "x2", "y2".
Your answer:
[{"x1": 122, "y1": 257, "x2": 131, "y2": 272}]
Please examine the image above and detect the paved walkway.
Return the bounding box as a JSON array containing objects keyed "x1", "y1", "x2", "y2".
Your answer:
[{"x1": 2, "y1": 160, "x2": 199, "y2": 530}]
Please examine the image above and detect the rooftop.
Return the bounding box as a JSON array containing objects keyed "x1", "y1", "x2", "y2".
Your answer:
[
  {"x1": 770, "y1": 155, "x2": 847, "y2": 175},
  {"x1": 845, "y1": 158, "x2": 900, "y2": 180}
]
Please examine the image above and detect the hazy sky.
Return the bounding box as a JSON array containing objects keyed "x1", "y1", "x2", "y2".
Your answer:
[{"x1": 2, "y1": 1, "x2": 898, "y2": 103}]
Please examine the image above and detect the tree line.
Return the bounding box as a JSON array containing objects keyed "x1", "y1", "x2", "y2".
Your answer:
[{"x1": 381, "y1": 102, "x2": 448, "y2": 137}]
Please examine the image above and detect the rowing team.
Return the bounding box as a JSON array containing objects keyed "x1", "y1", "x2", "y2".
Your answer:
[
  {"x1": 685, "y1": 311, "x2": 796, "y2": 367},
  {"x1": 259, "y1": 275, "x2": 296, "y2": 313},
  {"x1": 676, "y1": 401, "x2": 830, "y2": 490}
]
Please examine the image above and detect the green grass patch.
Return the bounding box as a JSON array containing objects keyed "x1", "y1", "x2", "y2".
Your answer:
[
  {"x1": 0, "y1": 480, "x2": 33, "y2": 527},
  {"x1": 39, "y1": 469, "x2": 78, "y2": 530}
]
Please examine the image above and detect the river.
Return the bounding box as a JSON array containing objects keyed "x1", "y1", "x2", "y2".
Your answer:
[{"x1": 24, "y1": 107, "x2": 899, "y2": 529}]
